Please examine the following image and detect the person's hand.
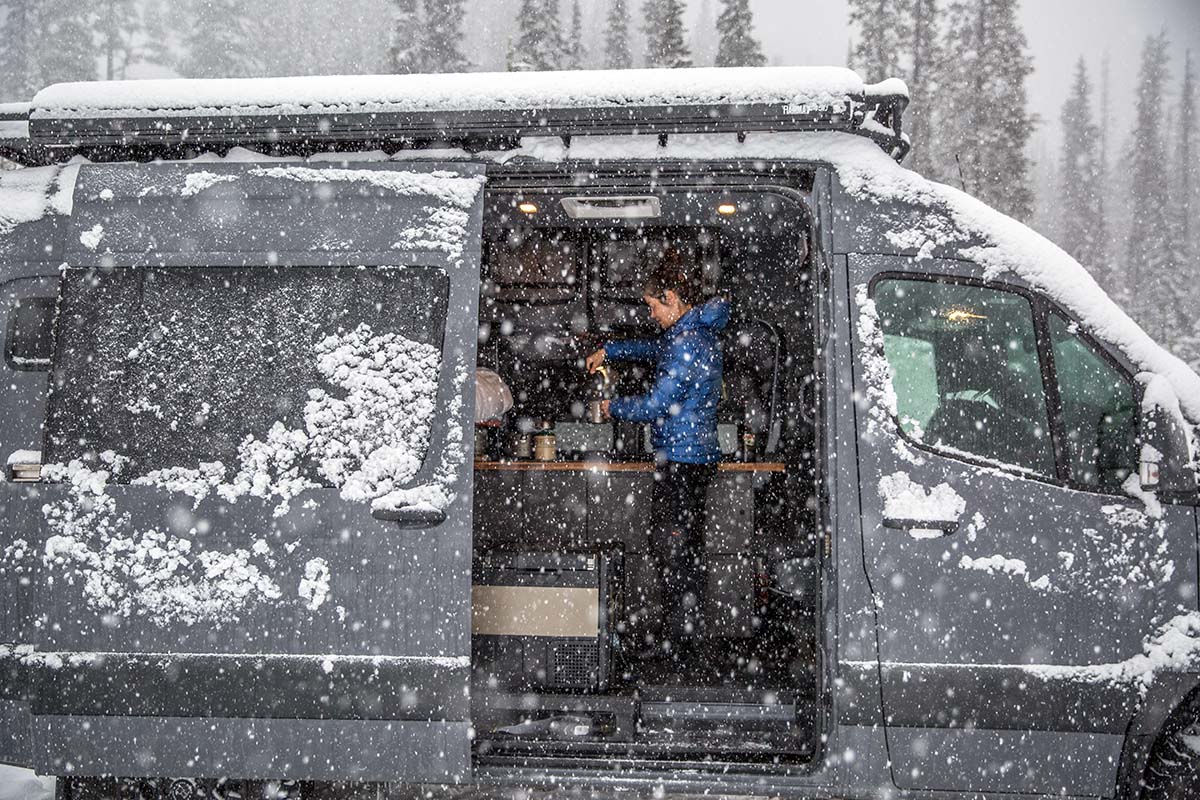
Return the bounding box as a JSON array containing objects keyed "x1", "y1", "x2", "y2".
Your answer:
[
  {"x1": 586, "y1": 348, "x2": 606, "y2": 373},
  {"x1": 600, "y1": 399, "x2": 612, "y2": 419}
]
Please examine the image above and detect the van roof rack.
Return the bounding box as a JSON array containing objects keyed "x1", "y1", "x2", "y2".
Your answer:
[{"x1": 4, "y1": 67, "x2": 909, "y2": 167}]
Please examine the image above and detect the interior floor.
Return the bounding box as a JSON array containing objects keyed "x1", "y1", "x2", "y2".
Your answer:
[{"x1": 468, "y1": 172, "x2": 822, "y2": 768}]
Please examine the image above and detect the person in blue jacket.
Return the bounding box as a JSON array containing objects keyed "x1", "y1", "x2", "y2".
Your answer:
[{"x1": 586, "y1": 256, "x2": 729, "y2": 669}]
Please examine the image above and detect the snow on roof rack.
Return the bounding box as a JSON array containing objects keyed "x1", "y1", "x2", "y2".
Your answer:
[
  {"x1": 0, "y1": 102, "x2": 47, "y2": 165},
  {"x1": 16, "y1": 68, "x2": 909, "y2": 166}
]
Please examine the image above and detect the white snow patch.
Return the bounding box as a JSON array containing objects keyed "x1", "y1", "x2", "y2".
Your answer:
[
  {"x1": 78, "y1": 223, "x2": 104, "y2": 250},
  {"x1": 299, "y1": 557, "x2": 331, "y2": 611},
  {"x1": 40, "y1": 458, "x2": 283, "y2": 626},
  {"x1": 878, "y1": 472, "x2": 965, "y2": 536},
  {"x1": 0, "y1": 766, "x2": 54, "y2": 800},
  {"x1": 180, "y1": 170, "x2": 238, "y2": 196},
  {"x1": 6, "y1": 449, "x2": 40, "y2": 466}
]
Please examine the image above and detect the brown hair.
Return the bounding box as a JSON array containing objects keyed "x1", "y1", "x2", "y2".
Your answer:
[{"x1": 642, "y1": 249, "x2": 703, "y2": 306}]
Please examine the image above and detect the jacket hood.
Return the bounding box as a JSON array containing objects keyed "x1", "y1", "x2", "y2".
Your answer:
[{"x1": 674, "y1": 297, "x2": 730, "y2": 334}]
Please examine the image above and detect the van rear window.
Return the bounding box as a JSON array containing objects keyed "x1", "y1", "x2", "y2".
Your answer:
[{"x1": 45, "y1": 266, "x2": 449, "y2": 483}]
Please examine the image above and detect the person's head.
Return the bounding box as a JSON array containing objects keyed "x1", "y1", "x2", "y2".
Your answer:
[{"x1": 642, "y1": 250, "x2": 702, "y2": 329}]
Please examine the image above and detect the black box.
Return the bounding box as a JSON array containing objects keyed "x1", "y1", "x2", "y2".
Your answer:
[{"x1": 472, "y1": 552, "x2": 617, "y2": 691}]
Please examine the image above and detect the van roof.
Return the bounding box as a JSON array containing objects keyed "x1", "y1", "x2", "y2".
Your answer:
[{"x1": 10, "y1": 67, "x2": 909, "y2": 165}]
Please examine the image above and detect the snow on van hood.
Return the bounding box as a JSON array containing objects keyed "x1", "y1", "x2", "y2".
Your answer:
[{"x1": 28, "y1": 66, "x2": 868, "y2": 120}]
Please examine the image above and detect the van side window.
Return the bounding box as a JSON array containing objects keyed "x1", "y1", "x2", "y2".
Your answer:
[
  {"x1": 1048, "y1": 313, "x2": 1137, "y2": 491},
  {"x1": 873, "y1": 279, "x2": 1055, "y2": 477},
  {"x1": 5, "y1": 296, "x2": 56, "y2": 371}
]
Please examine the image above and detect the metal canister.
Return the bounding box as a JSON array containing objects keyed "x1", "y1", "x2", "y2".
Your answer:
[{"x1": 533, "y1": 423, "x2": 557, "y2": 461}]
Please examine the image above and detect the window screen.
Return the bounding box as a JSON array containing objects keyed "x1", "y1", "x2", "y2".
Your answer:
[
  {"x1": 874, "y1": 279, "x2": 1055, "y2": 476},
  {"x1": 45, "y1": 266, "x2": 449, "y2": 481},
  {"x1": 6, "y1": 296, "x2": 56, "y2": 371},
  {"x1": 1049, "y1": 313, "x2": 1137, "y2": 491}
]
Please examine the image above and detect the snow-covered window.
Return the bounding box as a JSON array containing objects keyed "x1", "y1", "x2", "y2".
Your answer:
[
  {"x1": 1048, "y1": 313, "x2": 1137, "y2": 491},
  {"x1": 874, "y1": 278, "x2": 1055, "y2": 476},
  {"x1": 4, "y1": 295, "x2": 55, "y2": 371},
  {"x1": 45, "y1": 265, "x2": 448, "y2": 481}
]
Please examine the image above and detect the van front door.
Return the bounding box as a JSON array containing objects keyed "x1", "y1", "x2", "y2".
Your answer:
[
  {"x1": 846, "y1": 255, "x2": 1197, "y2": 797},
  {"x1": 22, "y1": 162, "x2": 486, "y2": 783}
]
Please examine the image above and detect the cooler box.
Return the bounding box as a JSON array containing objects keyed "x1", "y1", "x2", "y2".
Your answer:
[{"x1": 472, "y1": 552, "x2": 617, "y2": 691}]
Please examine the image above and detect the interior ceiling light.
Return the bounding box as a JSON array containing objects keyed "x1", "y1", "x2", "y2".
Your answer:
[
  {"x1": 517, "y1": 201, "x2": 539, "y2": 214},
  {"x1": 560, "y1": 196, "x2": 661, "y2": 220},
  {"x1": 717, "y1": 202, "x2": 738, "y2": 216}
]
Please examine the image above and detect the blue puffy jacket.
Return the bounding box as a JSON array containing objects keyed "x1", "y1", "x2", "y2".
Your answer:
[{"x1": 605, "y1": 298, "x2": 729, "y2": 464}]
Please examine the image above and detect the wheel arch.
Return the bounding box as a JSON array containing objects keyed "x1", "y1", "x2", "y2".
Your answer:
[{"x1": 1117, "y1": 673, "x2": 1200, "y2": 799}]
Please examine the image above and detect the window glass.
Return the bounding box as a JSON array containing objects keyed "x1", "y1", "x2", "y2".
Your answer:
[
  {"x1": 46, "y1": 266, "x2": 449, "y2": 482},
  {"x1": 1049, "y1": 313, "x2": 1137, "y2": 491},
  {"x1": 874, "y1": 279, "x2": 1055, "y2": 476},
  {"x1": 5, "y1": 296, "x2": 56, "y2": 371}
]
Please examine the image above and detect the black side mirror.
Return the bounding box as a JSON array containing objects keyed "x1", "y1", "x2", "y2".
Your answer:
[{"x1": 1138, "y1": 375, "x2": 1198, "y2": 497}]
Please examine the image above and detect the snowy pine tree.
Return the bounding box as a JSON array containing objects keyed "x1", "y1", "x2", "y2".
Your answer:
[
  {"x1": 181, "y1": 0, "x2": 261, "y2": 79},
  {"x1": 1125, "y1": 33, "x2": 1179, "y2": 337},
  {"x1": 0, "y1": 0, "x2": 39, "y2": 100},
  {"x1": 937, "y1": 0, "x2": 1035, "y2": 221},
  {"x1": 691, "y1": 0, "x2": 716, "y2": 68},
  {"x1": 1178, "y1": 51, "x2": 1196, "y2": 282},
  {"x1": 37, "y1": 0, "x2": 96, "y2": 85},
  {"x1": 848, "y1": 0, "x2": 911, "y2": 82},
  {"x1": 902, "y1": 0, "x2": 943, "y2": 178},
  {"x1": 1172, "y1": 51, "x2": 1198, "y2": 365},
  {"x1": 140, "y1": 0, "x2": 176, "y2": 72},
  {"x1": 1094, "y1": 51, "x2": 1112, "y2": 288},
  {"x1": 389, "y1": 0, "x2": 425, "y2": 74},
  {"x1": 715, "y1": 0, "x2": 766, "y2": 68},
  {"x1": 1057, "y1": 58, "x2": 1105, "y2": 277},
  {"x1": 567, "y1": 0, "x2": 586, "y2": 69},
  {"x1": 510, "y1": 0, "x2": 566, "y2": 70},
  {"x1": 604, "y1": 0, "x2": 632, "y2": 69},
  {"x1": 98, "y1": 0, "x2": 141, "y2": 80},
  {"x1": 420, "y1": 0, "x2": 470, "y2": 72},
  {"x1": 643, "y1": 0, "x2": 691, "y2": 69}
]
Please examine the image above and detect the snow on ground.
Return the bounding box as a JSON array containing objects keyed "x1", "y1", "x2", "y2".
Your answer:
[{"x1": 0, "y1": 768, "x2": 52, "y2": 800}]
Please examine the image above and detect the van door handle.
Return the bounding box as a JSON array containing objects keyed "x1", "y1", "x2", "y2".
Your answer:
[
  {"x1": 371, "y1": 505, "x2": 448, "y2": 528},
  {"x1": 883, "y1": 518, "x2": 959, "y2": 536}
]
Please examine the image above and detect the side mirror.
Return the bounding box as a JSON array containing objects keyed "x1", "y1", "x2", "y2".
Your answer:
[{"x1": 1138, "y1": 374, "x2": 1198, "y2": 496}]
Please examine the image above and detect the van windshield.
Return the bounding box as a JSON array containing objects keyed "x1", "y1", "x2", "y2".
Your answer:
[{"x1": 45, "y1": 266, "x2": 449, "y2": 491}]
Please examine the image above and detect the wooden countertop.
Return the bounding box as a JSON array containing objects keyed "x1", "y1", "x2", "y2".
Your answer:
[{"x1": 475, "y1": 459, "x2": 785, "y2": 473}]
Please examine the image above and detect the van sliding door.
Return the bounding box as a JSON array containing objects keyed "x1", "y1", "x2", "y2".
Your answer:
[{"x1": 26, "y1": 162, "x2": 485, "y2": 782}]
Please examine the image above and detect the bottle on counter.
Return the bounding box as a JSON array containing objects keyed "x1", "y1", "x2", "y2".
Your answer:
[
  {"x1": 533, "y1": 420, "x2": 557, "y2": 462},
  {"x1": 739, "y1": 421, "x2": 757, "y2": 463}
]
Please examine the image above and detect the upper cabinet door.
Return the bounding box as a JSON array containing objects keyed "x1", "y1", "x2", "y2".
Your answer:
[{"x1": 20, "y1": 162, "x2": 487, "y2": 782}]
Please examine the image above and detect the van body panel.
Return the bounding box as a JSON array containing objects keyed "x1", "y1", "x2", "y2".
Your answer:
[
  {"x1": 34, "y1": 716, "x2": 468, "y2": 782},
  {"x1": 845, "y1": 252, "x2": 1198, "y2": 796},
  {"x1": 11, "y1": 161, "x2": 488, "y2": 782}
]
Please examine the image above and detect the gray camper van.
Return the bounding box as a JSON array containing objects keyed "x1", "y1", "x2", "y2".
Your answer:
[{"x1": 0, "y1": 67, "x2": 1198, "y2": 800}]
